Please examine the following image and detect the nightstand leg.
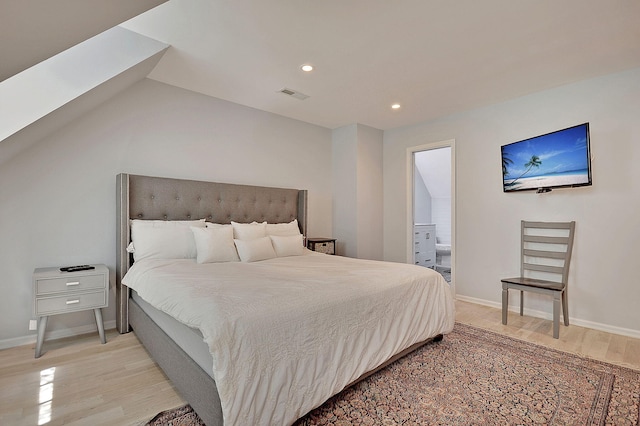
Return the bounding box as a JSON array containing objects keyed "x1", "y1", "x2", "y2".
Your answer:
[
  {"x1": 35, "y1": 316, "x2": 48, "y2": 358},
  {"x1": 94, "y1": 308, "x2": 106, "y2": 344}
]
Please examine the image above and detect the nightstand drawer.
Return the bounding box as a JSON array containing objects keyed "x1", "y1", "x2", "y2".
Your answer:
[
  {"x1": 35, "y1": 290, "x2": 107, "y2": 316},
  {"x1": 35, "y1": 274, "x2": 105, "y2": 295}
]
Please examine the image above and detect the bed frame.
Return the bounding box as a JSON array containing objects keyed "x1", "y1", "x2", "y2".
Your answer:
[{"x1": 115, "y1": 173, "x2": 440, "y2": 425}]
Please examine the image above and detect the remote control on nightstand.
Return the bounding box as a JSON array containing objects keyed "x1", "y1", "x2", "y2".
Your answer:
[{"x1": 60, "y1": 265, "x2": 95, "y2": 272}]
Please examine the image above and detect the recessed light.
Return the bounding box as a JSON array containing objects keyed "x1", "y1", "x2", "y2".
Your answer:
[
  {"x1": 301, "y1": 64, "x2": 314, "y2": 72},
  {"x1": 391, "y1": 103, "x2": 401, "y2": 109}
]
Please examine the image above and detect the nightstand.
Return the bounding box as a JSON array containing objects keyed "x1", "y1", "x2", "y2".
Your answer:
[
  {"x1": 33, "y1": 264, "x2": 109, "y2": 358},
  {"x1": 307, "y1": 238, "x2": 336, "y2": 255}
]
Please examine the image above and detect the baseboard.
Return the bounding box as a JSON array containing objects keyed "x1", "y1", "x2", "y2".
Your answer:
[
  {"x1": 0, "y1": 320, "x2": 116, "y2": 350},
  {"x1": 455, "y1": 295, "x2": 640, "y2": 339}
]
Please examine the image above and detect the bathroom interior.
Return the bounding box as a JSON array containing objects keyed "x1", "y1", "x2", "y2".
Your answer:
[{"x1": 413, "y1": 146, "x2": 452, "y2": 282}]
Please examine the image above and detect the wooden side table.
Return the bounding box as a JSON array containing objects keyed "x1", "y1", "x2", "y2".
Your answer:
[
  {"x1": 307, "y1": 238, "x2": 336, "y2": 255},
  {"x1": 33, "y1": 264, "x2": 109, "y2": 358}
]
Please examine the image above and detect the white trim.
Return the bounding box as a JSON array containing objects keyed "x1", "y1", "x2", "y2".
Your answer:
[
  {"x1": 0, "y1": 320, "x2": 116, "y2": 350},
  {"x1": 407, "y1": 139, "x2": 456, "y2": 294},
  {"x1": 456, "y1": 295, "x2": 640, "y2": 339}
]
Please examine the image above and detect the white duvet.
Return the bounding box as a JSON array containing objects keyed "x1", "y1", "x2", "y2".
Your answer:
[{"x1": 123, "y1": 251, "x2": 455, "y2": 426}]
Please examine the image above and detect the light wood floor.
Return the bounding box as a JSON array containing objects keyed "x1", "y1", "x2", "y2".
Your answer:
[
  {"x1": 0, "y1": 329, "x2": 185, "y2": 426},
  {"x1": 1, "y1": 300, "x2": 638, "y2": 425},
  {"x1": 456, "y1": 300, "x2": 640, "y2": 371}
]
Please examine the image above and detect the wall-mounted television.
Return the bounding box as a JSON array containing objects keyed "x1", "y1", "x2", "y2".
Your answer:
[{"x1": 501, "y1": 123, "x2": 592, "y2": 193}]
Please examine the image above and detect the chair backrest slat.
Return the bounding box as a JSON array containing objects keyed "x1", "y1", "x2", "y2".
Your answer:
[
  {"x1": 525, "y1": 221, "x2": 574, "y2": 229},
  {"x1": 524, "y1": 235, "x2": 570, "y2": 244},
  {"x1": 523, "y1": 249, "x2": 567, "y2": 259},
  {"x1": 523, "y1": 263, "x2": 565, "y2": 274},
  {"x1": 520, "y1": 220, "x2": 576, "y2": 284}
]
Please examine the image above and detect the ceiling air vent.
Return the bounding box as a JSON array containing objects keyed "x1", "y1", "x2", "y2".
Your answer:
[{"x1": 278, "y1": 87, "x2": 309, "y2": 100}]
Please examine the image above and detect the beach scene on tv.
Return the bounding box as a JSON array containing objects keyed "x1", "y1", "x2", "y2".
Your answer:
[{"x1": 502, "y1": 124, "x2": 591, "y2": 192}]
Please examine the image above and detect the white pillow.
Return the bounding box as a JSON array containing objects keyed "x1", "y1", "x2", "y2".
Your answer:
[
  {"x1": 205, "y1": 222, "x2": 232, "y2": 229},
  {"x1": 191, "y1": 226, "x2": 239, "y2": 263},
  {"x1": 270, "y1": 234, "x2": 305, "y2": 257},
  {"x1": 266, "y1": 219, "x2": 301, "y2": 236},
  {"x1": 234, "y1": 237, "x2": 276, "y2": 262},
  {"x1": 130, "y1": 219, "x2": 206, "y2": 261},
  {"x1": 231, "y1": 221, "x2": 267, "y2": 240}
]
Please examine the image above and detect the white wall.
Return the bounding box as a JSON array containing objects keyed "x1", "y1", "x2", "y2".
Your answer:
[
  {"x1": 384, "y1": 67, "x2": 640, "y2": 336},
  {"x1": 0, "y1": 79, "x2": 333, "y2": 346},
  {"x1": 332, "y1": 124, "x2": 383, "y2": 259},
  {"x1": 355, "y1": 125, "x2": 383, "y2": 261},
  {"x1": 332, "y1": 125, "x2": 358, "y2": 257},
  {"x1": 431, "y1": 198, "x2": 451, "y2": 245}
]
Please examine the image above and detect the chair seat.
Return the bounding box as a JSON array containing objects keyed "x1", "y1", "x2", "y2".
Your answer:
[{"x1": 501, "y1": 277, "x2": 565, "y2": 291}]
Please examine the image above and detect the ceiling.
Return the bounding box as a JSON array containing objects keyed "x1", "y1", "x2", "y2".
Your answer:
[
  {"x1": 120, "y1": 0, "x2": 640, "y2": 130},
  {"x1": 0, "y1": 0, "x2": 167, "y2": 82},
  {"x1": 4, "y1": 1, "x2": 640, "y2": 131}
]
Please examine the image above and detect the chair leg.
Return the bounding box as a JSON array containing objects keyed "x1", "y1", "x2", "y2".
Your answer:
[
  {"x1": 552, "y1": 292, "x2": 561, "y2": 339},
  {"x1": 562, "y1": 290, "x2": 569, "y2": 326},
  {"x1": 519, "y1": 290, "x2": 524, "y2": 316},
  {"x1": 502, "y1": 287, "x2": 508, "y2": 325}
]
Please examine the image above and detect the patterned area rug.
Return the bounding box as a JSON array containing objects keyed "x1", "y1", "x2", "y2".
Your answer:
[
  {"x1": 147, "y1": 323, "x2": 640, "y2": 425},
  {"x1": 146, "y1": 403, "x2": 205, "y2": 426}
]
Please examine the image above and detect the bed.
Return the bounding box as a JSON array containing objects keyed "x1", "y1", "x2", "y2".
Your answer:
[{"x1": 115, "y1": 173, "x2": 455, "y2": 426}]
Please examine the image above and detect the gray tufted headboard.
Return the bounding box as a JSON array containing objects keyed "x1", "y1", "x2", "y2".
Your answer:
[{"x1": 115, "y1": 173, "x2": 308, "y2": 333}]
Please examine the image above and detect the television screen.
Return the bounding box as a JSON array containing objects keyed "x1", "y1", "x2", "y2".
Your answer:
[{"x1": 501, "y1": 123, "x2": 592, "y2": 193}]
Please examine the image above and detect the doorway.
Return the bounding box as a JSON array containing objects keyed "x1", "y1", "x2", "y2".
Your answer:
[{"x1": 408, "y1": 141, "x2": 454, "y2": 286}]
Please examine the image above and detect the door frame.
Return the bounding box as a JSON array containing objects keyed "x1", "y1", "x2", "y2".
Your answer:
[{"x1": 406, "y1": 139, "x2": 456, "y2": 293}]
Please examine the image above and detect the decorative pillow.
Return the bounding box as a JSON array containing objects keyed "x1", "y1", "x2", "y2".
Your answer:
[
  {"x1": 130, "y1": 219, "x2": 205, "y2": 261},
  {"x1": 231, "y1": 221, "x2": 267, "y2": 240},
  {"x1": 270, "y1": 234, "x2": 305, "y2": 257},
  {"x1": 191, "y1": 226, "x2": 239, "y2": 263},
  {"x1": 266, "y1": 219, "x2": 301, "y2": 236},
  {"x1": 234, "y1": 237, "x2": 277, "y2": 262}
]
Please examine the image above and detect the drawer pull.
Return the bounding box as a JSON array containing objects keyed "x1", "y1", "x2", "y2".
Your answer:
[
  {"x1": 66, "y1": 282, "x2": 80, "y2": 286},
  {"x1": 66, "y1": 299, "x2": 80, "y2": 305}
]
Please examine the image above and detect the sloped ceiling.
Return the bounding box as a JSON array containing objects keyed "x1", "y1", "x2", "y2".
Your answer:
[
  {"x1": 2, "y1": 0, "x2": 640, "y2": 133},
  {"x1": 0, "y1": 0, "x2": 167, "y2": 82},
  {"x1": 0, "y1": 1, "x2": 168, "y2": 163},
  {"x1": 121, "y1": 0, "x2": 640, "y2": 130},
  {"x1": 0, "y1": 27, "x2": 168, "y2": 160},
  {"x1": 415, "y1": 148, "x2": 451, "y2": 199}
]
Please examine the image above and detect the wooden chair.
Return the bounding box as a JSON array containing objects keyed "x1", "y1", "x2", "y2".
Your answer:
[{"x1": 501, "y1": 221, "x2": 576, "y2": 339}]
